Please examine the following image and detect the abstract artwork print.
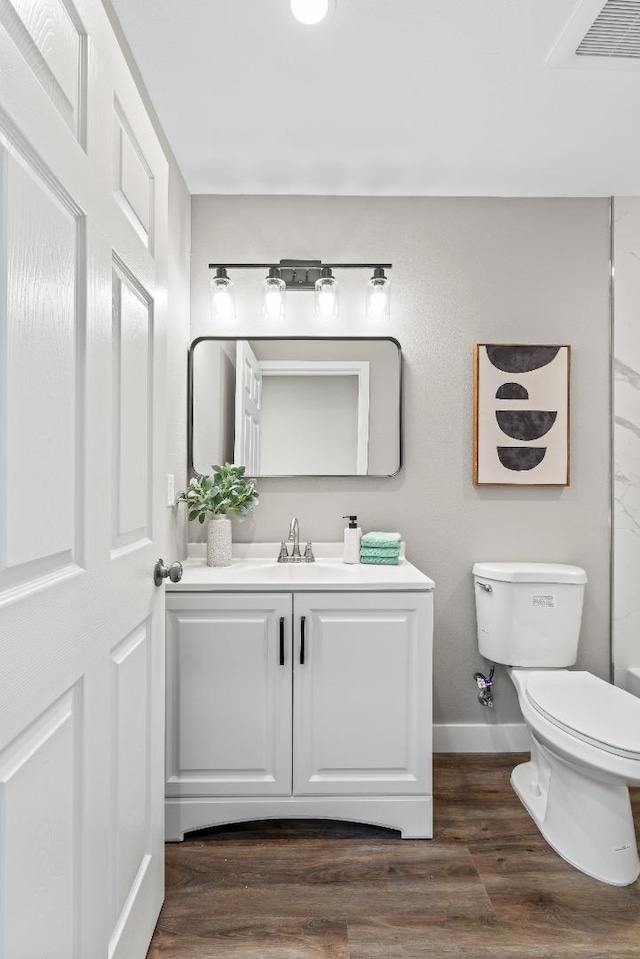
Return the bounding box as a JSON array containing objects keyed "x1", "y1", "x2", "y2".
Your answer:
[{"x1": 473, "y1": 344, "x2": 570, "y2": 486}]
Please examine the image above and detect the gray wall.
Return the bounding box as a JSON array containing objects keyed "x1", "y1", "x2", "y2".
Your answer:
[{"x1": 190, "y1": 195, "x2": 611, "y2": 726}]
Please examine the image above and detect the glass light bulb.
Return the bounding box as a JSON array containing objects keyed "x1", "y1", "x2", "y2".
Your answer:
[
  {"x1": 264, "y1": 290, "x2": 283, "y2": 314},
  {"x1": 262, "y1": 274, "x2": 286, "y2": 320},
  {"x1": 213, "y1": 289, "x2": 233, "y2": 320},
  {"x1": 315, "y1": 273, "x2": 338, "y2": 320},
  {"x1": 369, "y1": 291, "x2": 387, "y2": 316},
  {"x1": 291, "y1": 0, "x2": 329, "y2": 25},
  {"x1": 318, "y1": 291, "x2": 335, "y2": 314},
  {"x1": 366, "y1": 274, "x2": 390, "y2": 321},
  {"x1": 210, "y1": 274, "x2": 236, "y2": 323}
]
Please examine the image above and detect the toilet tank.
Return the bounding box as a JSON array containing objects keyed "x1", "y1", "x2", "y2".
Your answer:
[{"x1": 472, "y1": 562, "x2": 587, "y2": 667}]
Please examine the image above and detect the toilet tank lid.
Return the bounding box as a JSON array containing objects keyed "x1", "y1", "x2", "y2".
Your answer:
[{"x1": 472, "y1": 562, "x2": 587, "y2": 584}]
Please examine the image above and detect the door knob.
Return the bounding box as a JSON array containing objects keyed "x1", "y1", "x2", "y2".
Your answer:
[{"x1": 154, "y1": 559, "x2": 183, "y2": 587}]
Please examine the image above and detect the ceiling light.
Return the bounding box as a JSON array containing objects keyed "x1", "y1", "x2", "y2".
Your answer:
[
  {"x1": 210, "y1": 267, "x2": 236, "y2": 323},
  {"x1": 262, "y1": 267, "x2": 286, "y2": 321},
  {"x1": 366, "y1": 267, "x2": 390, "y2": 322},
  {"x1": 315, "y1": 267, "x2": 338, "y2": 321},
  {"x1": 291, "y1": 0, "x2": 330, "y2": 26}
]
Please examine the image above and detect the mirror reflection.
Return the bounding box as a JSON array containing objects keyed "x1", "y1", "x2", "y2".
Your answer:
[{"x1": 190, "y1": 337, "x2": 401, "y2": 477}]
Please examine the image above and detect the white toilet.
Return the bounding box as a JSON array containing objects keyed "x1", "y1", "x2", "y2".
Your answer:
[{"x1": 473, "y1": 561, "x2": 640, "y2": 886}]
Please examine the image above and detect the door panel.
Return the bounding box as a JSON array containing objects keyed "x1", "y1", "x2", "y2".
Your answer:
[
  {"x1": 293, "y1": 592, "x2": 432, "y2": 796},
  {"x1": 111, "y1": 260, "x2": 153, "y2": 553},
  {"x1": 0, "y1": 134, "x2": 82, "y2": 580},
  {"x1": 0, "y1": 685, "x2": 82, "y2": 959},
  {"x1": 109, "y1": 621, "x2": 152, "y2": 951},
  {"x1": 166, "y1": 593, "x2": 292, "y2": 798},
  {"x1": 0, "y1": 0, "x2": 88, "y2": 142},
  {"x1": 113, "y1": 101, "x2": 153, "y2": 249},
  {"x1": 0, "y1": 1, "x2": 168, "y2": 956}
]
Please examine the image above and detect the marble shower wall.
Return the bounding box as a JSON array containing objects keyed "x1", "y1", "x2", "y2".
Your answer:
[{"x1": 614, "y1": 198, "x2": 640, "y2": 691}]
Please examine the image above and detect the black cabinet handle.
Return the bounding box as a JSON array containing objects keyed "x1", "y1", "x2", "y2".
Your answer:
[
  {"x1": 279, "y1": 617, "x2": 285, "y2": 666},
  {"x1": 300, "y1": 616, "x2": 306, "y2": 665}
]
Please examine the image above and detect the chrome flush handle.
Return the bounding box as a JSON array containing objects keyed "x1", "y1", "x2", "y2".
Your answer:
[{"x1": 476, "y1": 581, "x2": 493, "y2": 593}]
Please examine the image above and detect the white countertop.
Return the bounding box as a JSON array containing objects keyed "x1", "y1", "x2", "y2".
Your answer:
[{"x1": 167, "y1": 543, "x2": 434, "y2": 592}]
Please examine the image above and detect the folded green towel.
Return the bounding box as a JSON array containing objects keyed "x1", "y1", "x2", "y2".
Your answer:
[
  {"x1": 361, "y1": 531, "x2": 402, "y2": 548},
  {"x1": 360, "y1": 553, "x2": 399, "y2": 565},
  {"x1": 360, "y1": 546, "x2": 401, "y2": 559}
]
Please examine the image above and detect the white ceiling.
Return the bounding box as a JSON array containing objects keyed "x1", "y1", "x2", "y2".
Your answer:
[{"x1": 110, "y1": 0, "x2": 640, "y2": 196}]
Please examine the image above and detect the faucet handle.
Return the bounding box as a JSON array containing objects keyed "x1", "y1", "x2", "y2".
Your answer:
[
  {"x1": 303, "y1": 542, "x2": 315, "y2": 563},
  {"x1": 277, "y1": 542, "x2": 289, "y2": 563}
]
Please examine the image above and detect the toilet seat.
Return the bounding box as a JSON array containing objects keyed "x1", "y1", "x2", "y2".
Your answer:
[{"x1": 525, "y1": 671, "x2": 640, "y2": 761}]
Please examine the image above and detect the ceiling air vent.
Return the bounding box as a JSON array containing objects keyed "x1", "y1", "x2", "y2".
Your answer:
[
  {"x1": 548, "y1": 0, "x2": 640, "y2": 70},
  {"x1": 576, "y1": 0, "x2": 640, "y2": 58}
]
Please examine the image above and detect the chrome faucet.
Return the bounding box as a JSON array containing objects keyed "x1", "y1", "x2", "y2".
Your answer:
[
  {"x1": 277, "y1": 517, "x2": 315, "y2": 563},
  {"x1": 288, "y1": 516, "x2": 302, "y2": 560}
]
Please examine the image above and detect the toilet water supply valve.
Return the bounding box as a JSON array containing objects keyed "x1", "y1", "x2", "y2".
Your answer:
[{"x1": 474, "y1": 665, "x2": 495, "y2": 708}]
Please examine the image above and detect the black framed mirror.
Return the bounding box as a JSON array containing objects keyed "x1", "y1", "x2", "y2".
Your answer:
[{"x1": 188, "y1": 337, "x2": 402, "y2": 478}]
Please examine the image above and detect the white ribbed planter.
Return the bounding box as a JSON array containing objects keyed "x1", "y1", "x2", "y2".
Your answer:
[{"x1": 207, "y1": 514, "x2": 232, "y2": 567}]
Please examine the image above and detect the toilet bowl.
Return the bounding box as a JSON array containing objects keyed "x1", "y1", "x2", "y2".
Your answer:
[
  {"x1": 473, "y1": 562, "x2": 640, "y2": 886},
  {"x1": 509, "y1": 668, "x2": 640, "y2": 886}
]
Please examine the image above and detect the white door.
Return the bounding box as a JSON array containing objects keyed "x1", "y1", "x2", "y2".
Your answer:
[
  {"x1": 234, "y1": 339, "x2": 261, "y2": 475},
  {"x1": 165, "y1": 593, "x2": 292, "y2": 805},
  {"x1": 0, "y1": 2, "x2": 168, "y2": 958},
  {"x1": 293, "y1": 592, "x2": 432, "y2": 796}
]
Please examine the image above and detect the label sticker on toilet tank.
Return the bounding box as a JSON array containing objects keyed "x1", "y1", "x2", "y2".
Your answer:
[{"x1": 532, "y1": 595, "x2": 555, "y2": 609}]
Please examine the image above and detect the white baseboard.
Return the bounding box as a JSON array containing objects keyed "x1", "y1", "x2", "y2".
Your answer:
[{"x1": 433, "y1": 723, "x2": 530, "y2": 753}]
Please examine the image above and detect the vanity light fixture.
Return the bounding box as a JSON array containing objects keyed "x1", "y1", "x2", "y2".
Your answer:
[
  {"x1": 314, "y1": 266, "x2": 338, "y2": 321},
  {"x1": 210, "y1": 267, "x2": 236, "y2": 323},
  {"x1": 366, "y1": 266, "x2": 391, "y2": 322},
  {"x1": 291, "y1": 0, "x2": 332, "y2": 25},
  {"x1": 262, "y1": 267, "x2": 286, "y2": 321},
  {"x1": 208, "y1": 260, "x2": 393, "y2": 324}
]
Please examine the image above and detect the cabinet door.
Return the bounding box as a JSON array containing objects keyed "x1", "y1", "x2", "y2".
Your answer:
[
  {"x1": 293, "y1": 592, "x2": 432, "y2": 796},
  {"x1": 166, "y1": 593, "x2": 292, "y2": 797}
]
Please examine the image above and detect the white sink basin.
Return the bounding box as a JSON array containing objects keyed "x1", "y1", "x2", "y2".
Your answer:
[{"x1": 259, "y1": 561, "x2": 351, "y2": 580}]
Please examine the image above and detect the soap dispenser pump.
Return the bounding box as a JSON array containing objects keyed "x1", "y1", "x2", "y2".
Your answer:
[{"x1": 342, "y1": 515, "x2": 362, "y2": 565}]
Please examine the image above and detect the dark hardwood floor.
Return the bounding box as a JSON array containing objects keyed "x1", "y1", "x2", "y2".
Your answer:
[{"x1": 147, "y1": 754, "x2": 640, "y2": 958}]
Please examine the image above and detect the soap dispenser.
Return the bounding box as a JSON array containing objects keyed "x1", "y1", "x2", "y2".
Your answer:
[{"x1": 342, "y1": 515, "x2": 362, "y2": 564}]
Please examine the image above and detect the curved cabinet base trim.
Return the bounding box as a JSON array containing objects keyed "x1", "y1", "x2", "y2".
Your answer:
[{"x1": 165, "y1": 795, "x2": 433, "y2": 842}]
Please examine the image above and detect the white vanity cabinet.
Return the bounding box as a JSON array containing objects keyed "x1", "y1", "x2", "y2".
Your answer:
[
  {"x1": 165, "y1": 593, "x2": 292, "y2": 798},
  {"x1": 165, "y1": 556, "x2": 434, "y2": 840},
  {"x1": 293, "y1": 592, "x2": 431, "y2": 797}
]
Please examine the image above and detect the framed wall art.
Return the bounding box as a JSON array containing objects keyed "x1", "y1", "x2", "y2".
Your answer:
[{"x1": 473, "y1": 344, "x2": 570, "y2": 486}]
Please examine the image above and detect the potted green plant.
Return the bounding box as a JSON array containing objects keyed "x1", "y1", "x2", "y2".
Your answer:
[{"x1": 176, "y1": 463, "x2": 259, "y2": 567}]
